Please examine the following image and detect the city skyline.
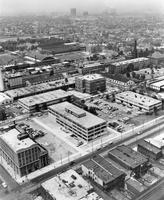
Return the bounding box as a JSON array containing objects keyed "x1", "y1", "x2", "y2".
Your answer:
[{"x1": 0, "y1": 0, "x2": 164, "y2": 16}]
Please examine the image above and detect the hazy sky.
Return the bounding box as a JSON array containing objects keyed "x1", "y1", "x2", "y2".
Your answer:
[{"x1": 0, "y1": 0, "x2": 164, "y2": 16}]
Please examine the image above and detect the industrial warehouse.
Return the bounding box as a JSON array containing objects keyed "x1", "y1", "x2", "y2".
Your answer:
[
  {"x1": 115, "y1": 91, "x2": 162, "y2": 113},
  {"x1": 48, "y1": 101, "x2": 107, "y2": 141},
  {"x1": 108, "y1": 145, "x2": 150, "y2": 178},
  {"x1": 82, "y1": 155, "x2": 126, "y2": 190},
  {"x1": 138, "y1": 140, "x2": 163, "y2": 160},
  {"x1": 5, "y1": 78, "x2": 75, "y2": 100},
  {"x1": 18, "y1": 89, "x2": 71, "y2": 112}
]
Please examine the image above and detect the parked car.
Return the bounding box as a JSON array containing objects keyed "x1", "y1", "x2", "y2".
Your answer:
[{"x1": 2, "y1": 182, "x2": 7, "y2": 189}]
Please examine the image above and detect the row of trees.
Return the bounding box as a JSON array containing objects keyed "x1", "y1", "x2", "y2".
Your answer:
[{"x1": 126, "y1": 71, "x2": 146, "y2": 81}]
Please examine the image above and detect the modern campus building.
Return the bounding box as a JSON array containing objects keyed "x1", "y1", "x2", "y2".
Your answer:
[
  {"x1": 149, "y1": 80, "x2": 164, "y2": 91},
  {"x1": 0, "y1": 129, "x2": 49, "y2": 177},
  {"x1": 138, "y1": 140, "x2": 163, "y2": 160},
  {"x1": 115, "y1": 91, "x2": 162, "y2": 113},
  {"x1": 75, "y1": 74, "x2": 106, "y2": 94},
  {"x1": 109, "y1": 57, "x2": 150, "y2": 74},
  {"x1": 108, "y1": 145, "x2": 150, "y2": 178},
  {"x1": 48, "y1": 102, "x2": 107, "y2": 141},
  {"x1": 18, "y1": 89, "x2": 71, "y2": 112},
  {"x1": 82, "y1": 155, "x2": 126, "y2": 190}
]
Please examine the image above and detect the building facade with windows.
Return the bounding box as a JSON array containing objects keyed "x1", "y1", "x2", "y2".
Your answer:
[
  {"x1": 109, "y1": 57, "x2": 150, "y2": 74},
  {"x1": 108, "y1": 145, "x2": 149, "y2": 178},
  {"x1": 115, "y1": 91, "x2": 162, "y2": 113},
  {"x1": 48, "y1": 102, "x2": 107, "y2": 141},
  {"x1": 18, "y1": 89, "x2": 71, "y2": 112},
  {"x1": 82, "y1": 155, "x2": 126, "y2": 190},
  {"x1": 138, "y1": 140, "x2": 163, "y2": 160},
  {"x1": 0, "y1": 129, "x2": 49, "y2": 177},
  {"x1": 75, "y1": 74, "x2": 106, "y2": 94}
]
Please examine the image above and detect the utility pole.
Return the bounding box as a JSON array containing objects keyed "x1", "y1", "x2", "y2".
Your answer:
[
  {"x1": 67, "y1": 151, "x2": 70, "y2": 163},
  {"x1": 60, "y1": 154, "x2": 63, "y2": 165}
]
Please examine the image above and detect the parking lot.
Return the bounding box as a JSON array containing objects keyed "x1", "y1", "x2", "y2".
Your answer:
[
  {"x1": 85, "y1": 98, "x2": 143, "y2": 132},
  {"x1": 0, "y1": 102, "x2": 28, "y2": 121},
  {"x1": 23, "y1": 117, "x2": 78, "y2": 163}
]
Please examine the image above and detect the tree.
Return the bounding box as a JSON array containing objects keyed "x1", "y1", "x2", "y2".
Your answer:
[
  {"x1": 135, "y1": 74, "x2": 140, "y2": 79},
  {"x1": 88, "y1": 107, "x2": 97, "y2": 115},
  {"x1": 131, "y1": 71, "x2": 136, "y2": 78},
  {"x1": 91, "y1": 45, "x2": 102, "y2": 54},
  {"x1": 154, "y1": 107, "x2": 158, "y2": 115},
  {"x1": 126, "y1": 72, "x2": 130, "y2": 78},
  {"x1": 50, "y1": 70, "x2": 54, "y2": 76},
  {"x1": 127, "y1": 63, "x2": 134, "y2": 72},
  {"x1": 0, "y1": 109, "x2": 6, "y2": 121},
  {"x1": 140, "y1": 74, "x2": 145, "y2": 81}
]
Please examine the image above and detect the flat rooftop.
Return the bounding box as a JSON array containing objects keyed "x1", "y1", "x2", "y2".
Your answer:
[
  {"x1": 68, "y1": 90, "x2": 91, "y2": 100},
  {"x1": 116, "y1": 91, "x2": 161, "y2": 107},
  {"x1": 18, "y1": 89, "x2": 70, "y2": 107},
  {"x1": 49, "y1": 102, "x2": 106, "y2": 129},
  {"x1": 109, "y1": 145, "x2": 148, "y2": 169},
  {"x1": 150, "y1": 80, "x2": 164, "y2": 88},
  {"x1": 112, "y1": 57, "x2": 149, "y2": 66},
  {"x1": 0, "y1": 129, "x2": 36, "y2": 153},
  {"x1": 41, "y1": 169, "x2": 92, "y2": 200},
  {"x1": 77, "y1": 74, "x2": 105, "y2": 81},
  {"x1": 80, "y1": 192, "x2": 103, "y2": 200},
  {"x1": 84, "y1": 62, "x2": 103, "y2": 68},
  {"x1": 5, "y1": 78, "x2": 75, "y2": 99},
  {"x1": 138, "y1": 140, "x2": 162, "y2": 154},
  {"x1": 0, "y1": 93, "x2": 11, "y2": 102}
]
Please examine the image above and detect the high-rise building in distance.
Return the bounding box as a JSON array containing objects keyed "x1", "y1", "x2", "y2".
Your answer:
[{"x1": 70, "y1": 8, "x2": 76, "y2": 17}]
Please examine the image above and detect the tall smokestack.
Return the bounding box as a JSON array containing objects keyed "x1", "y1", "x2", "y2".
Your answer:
[{"x1": 134, "y1": 39, "x2": 138, "y2": 58}]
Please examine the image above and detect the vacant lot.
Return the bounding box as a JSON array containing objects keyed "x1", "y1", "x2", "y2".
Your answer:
[{"x1": 26, "y1": 117, "x2": 77, "y2": 163}]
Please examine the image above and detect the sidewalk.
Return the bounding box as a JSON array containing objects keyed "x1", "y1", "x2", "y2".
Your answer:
[{"x1": 1, "y1": 114, "x2": 164, "y2": 185}]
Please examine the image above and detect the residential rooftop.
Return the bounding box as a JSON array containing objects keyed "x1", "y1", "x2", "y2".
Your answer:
[
  {"x1": 112, "y1": 57, "x2": 149, "y2": 66},
  {"x1": 101, "y1": 73, "x2": 132, "y2": 83},
  {"x1": 0, "y1": 129, "x2": 36, "y2": 153},
  {"x1": 49, "y1": 101, "x2": 106, "y2": 129}
]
